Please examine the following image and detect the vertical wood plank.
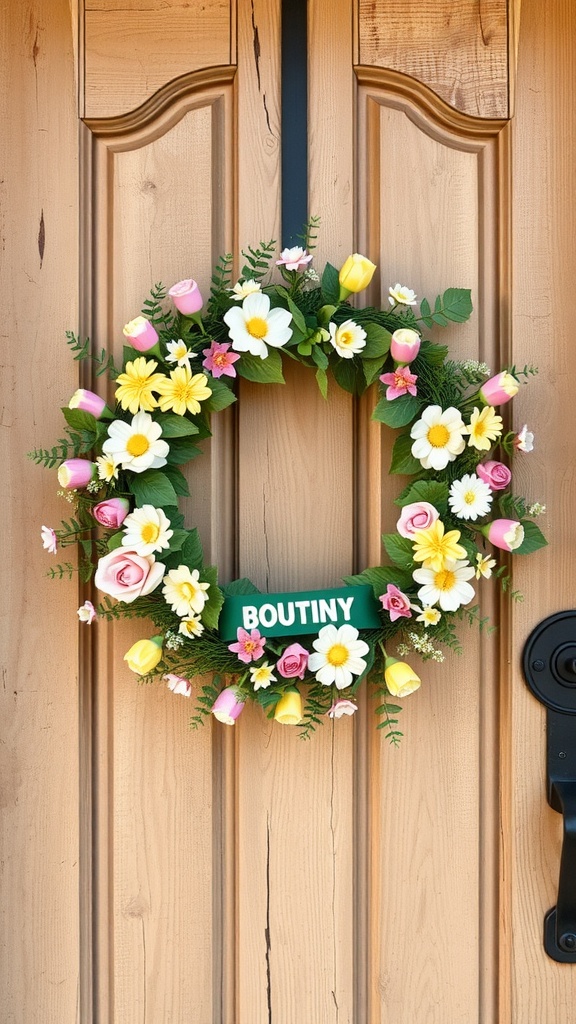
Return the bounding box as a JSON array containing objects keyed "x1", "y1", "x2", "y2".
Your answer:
[{"x1": 0, "y1": 3, "x2": 81, "y2": 1021}]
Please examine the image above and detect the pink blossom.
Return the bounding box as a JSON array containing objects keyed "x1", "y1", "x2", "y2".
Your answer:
[
  {"x1": 481, "y1": 518, "x2": 525, "y2": 552},
  {"x1": 211, "y1": 686, "x2": 245, "y2": 725},
  {"x1": 92, "y1": 497, "x2": 130, "y2": 528},
  {"x1": 379, "y1": 583, "x2": 413, "y2": 622},
  {"x1": 479, "y1": 371, "x2": 519, "y2": 406},
  {"x1": 122, "y1": 316, "x2": 159, "y2": 352},
  {"x1": 57, "y1": 459, "x2": 98, "y2": 489},
  {"x1": 514, "y1": 424, "x2": 535, "y2": 452},
  {"x1": 202, "y1": 340, "x2": 241, "y2": 379},
  {"x1": 228, "y1": 627, "x2": 266, "y2": 664},
  {"x1": 77, "y1": 600, "x2": 97, "y2": 624},
  {"x1": 476, "y1": 460, "x2": 511, "y2": 491},
  {"x1": 168, "y1": 279, "x2": 203, "y2": 315},
  {"x1": 276, "y1": 643, "x2": 309, "y2": 679},
  {"x1": 69, "y1": 389, "x2": 108, "y2": 419},
  {"x1": 94, "y1": 548, "x2": 165, "y2": 603},
  {"x1": 165, "y1": 673, "x2": 192, "y2": 697},
  {"x1": 275, "y1": 246, "x2": 313, "y2": 272},
  {"x1": 41, "y1": 525, "x2": 57, "y2": 554},
  {"x1": 379, "y1": 365, "x2": 418, "y2": 400},
  {"x1": 327, "y1": 699, "x2": 358, "y2": 718},
  {"x1": 396, "y1": 501, "x2": 439, "y2": 539},
  {"x1": 390, "y1": 328, "x2": 421, "y2": 364}
]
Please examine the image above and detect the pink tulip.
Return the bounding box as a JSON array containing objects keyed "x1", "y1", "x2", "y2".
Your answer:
[
  {"x1": 92, "y1": 497, "x2": 130, "y2": 528},
  {"x1": 390, "y1": 328, "x2": 421, "y2": 364},
  {"x1": 211, "y1": 687, "x2": 245, "y2": 725},
  {"x1": 476, "y1": 460, "x2": 511, "y2": 491},
  {"x1": 69, "y1": 388, "x2": 108, "y2": 419},
  {"x1": 122, "y1": 316, "x2": 159, "y2": 352},
  {"x1": 482, "y1": 518, "x2": 525, "y2": 552},
  {"x1": 479, "y1": 371, "x2": 519, "y2": 406},
  {"x1": 168, "y1": 279, "x2": 203, "y2": 315},
  {"x1": 57, "y1": 458, "x2": 98, "y2": 489}
]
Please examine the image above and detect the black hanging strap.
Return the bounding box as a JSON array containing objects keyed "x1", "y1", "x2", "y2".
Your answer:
[{"x1": 281, "y1": 0, "x2": 308, "y2": 245}]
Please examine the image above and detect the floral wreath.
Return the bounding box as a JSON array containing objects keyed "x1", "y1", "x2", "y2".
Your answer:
[{"x1": 33, "y1": 219, "x2": 547, "y2": 741}]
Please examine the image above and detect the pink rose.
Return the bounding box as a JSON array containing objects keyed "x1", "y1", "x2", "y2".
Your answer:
[
  {"x1": 168, "y1": 279, "x2": 203, "y2": 314},
  {"x1": 476, "y1": 460, "x2": 511, "y2": 491},
  {"x1": 379, "y1": 584, "x2": 413, "y2": 622},
  {"x1": 276, "y1": 642, "x2": 310, "y2": 679},
  {"x1": 94, "y1": 548, "x2": 165, "y2": 604},
  {"x1": 396, "y1": 501, "x2": 439, "y2": 539},
  {"x1": 92, "y1": 497, "x2": 130, "y2": 528}
]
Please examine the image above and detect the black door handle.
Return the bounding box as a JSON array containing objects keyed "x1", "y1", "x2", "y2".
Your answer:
[{"x1": 523, "y1": 611, "x2": 576, "y2": 963}]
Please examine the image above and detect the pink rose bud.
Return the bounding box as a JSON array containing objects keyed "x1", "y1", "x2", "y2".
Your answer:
[
  {"x1": 396, "y1": 501, "x2": 439, "y2": 539},
  {"x1": 165, "y1": 673, "x2": 192, "y2": 697},
  {"x1": 327, "y1": 699, "x2": 358, "y2": 719},
  {"x1": 211, "y1": 687, "x2": 245, "y2": 725},
  {"x1": 57, "y1": 458, "x2": 98, "y2": 489},
  {"x1": 69, "y1": 388, "x2": 108, "y2": 419},
  {"x1": 168, "y1": 279, "x2": 203, "y2": 315},
  {"x1": 390, "y1": 328, "x2": 421, "y2": 364},
  {"x1": 276, "y1": 642, "x2": 310, "y2": 680},
  {"x1": 92, "y1": 497, "x2": 130, "y2": 528},
  {"x1": 379, "y1": 584, "x2": 413, "y2": 622},
  {"x1": 476, "y1": 460, "x2": 512, "y2": 491},
  {"x1": 482, "y1": 518, "x2": 525, "y2": 552},
  {"x1": 479, "y1": 371, "x2": 519, "y2": 406},
  {"x1": 122, "y1": 316, "x2": 159, "y2": 352}
]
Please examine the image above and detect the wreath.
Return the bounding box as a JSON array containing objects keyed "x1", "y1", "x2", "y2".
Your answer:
[{"x1": 32, "y1": 219, "x2": 547, "y2": 741}]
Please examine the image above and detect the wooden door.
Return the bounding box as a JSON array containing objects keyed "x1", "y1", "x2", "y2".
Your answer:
[{"x1": 3, "y1": 0, "x2": 576, "y2": 1020}]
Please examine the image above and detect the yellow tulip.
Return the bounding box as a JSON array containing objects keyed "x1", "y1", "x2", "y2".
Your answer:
[
  {"x1": 384, "y1": 657, "x2": 421, "y2": 698},
  {"x1": 338, "y1": 253, "x2": 377, "y2": 298},
  {"x1": 274, "y1": 690, "x2": 303, "y2": 725},
  {"x1": 124, "y1": 636, "x2": 163, "y2": 675}
]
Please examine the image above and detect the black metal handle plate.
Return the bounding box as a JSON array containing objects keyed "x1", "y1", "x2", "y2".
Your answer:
[{"x1": 523, "y1": 611, "x2": 576, "y2": 963}]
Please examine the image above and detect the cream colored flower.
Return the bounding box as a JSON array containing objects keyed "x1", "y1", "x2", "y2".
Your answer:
[
  {"x1": 114, "y1": 357, "x2": 165, "y2": 414},
  {"x1": 328, "y1": 318, "x2": 367, "y2": 359},
  {"x1": 165, "y1": 339, "x2": 197, "y2": 369},
  {"x1": 413, "y1": 560, "x2": 475, "y2": 612},
  {"x1": 230, "y1": 278, "x2": 262, "y2": 302},
  {"x1": 162, "y1": 565, "x2": 210, "y2": 617},
  {"x1": 155, "y1": 368, "x2": 212, "y2": 416},
  {"x1": 102, "y1": 411, "x2": 169, "y2": 474},
  {"x1": 250, "y1": 661, "x2": 277, "y2": 691},
  {"x1": 416, "y1": 606, "x2": 442, "y2": 627},
  {"x1": 308, "y1": 624, "x2": 369, "y2": 690},
  {"x1": 388, "y1": 283, "x2": 417, "y2": 306},
  {"x1": 179, "y1": 615, "x2": 205, "y2": 639},
  {"x1": 448, "y1": 474, "x2": 493, "y2": 521},
  {"x1": 464, "y1": 406, "x2": 503, "y2": 451},
  {"x1": 96, "y1": 453, "x2": 121, "y2": 482},
  {"x1": 122, "y1": 505, "x2": 173, "y2": 556},
  {"x1": 475, "y1": 553, "x2": 497, "y2": 579},
  {"x1": 223, "y1": 292, "x2": 292, "y2": 358},
  {"x1": 410, "y1": 405, "x2": 466, "y2": 470}
]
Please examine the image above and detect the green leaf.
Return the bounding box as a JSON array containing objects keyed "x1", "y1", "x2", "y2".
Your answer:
[
  {"x1": 389, "y1": 433, "x2": 422, "y2": 475},
  {"x1": 333, "y1": 358, "x2": 362, "y2": 395},
  {"x1": 372, "y1": 393, "x2": 421, "y2": 428},
  {"x1": 382, "y1": 534, "x2": 415, "y2": 570},
  {"x1": 221, "y1": 577, "x2": 262, "y2": 597},
  {"x1": 394, "y1": 479, "x2": 449, "y2": 514},
  {"x1": 162, "y1": 464, "x2": 190, "y2": 497},
  {"x1": 286, "y1": 294, "x2": 307, "y2": 334},
  {"x1": 321, "y1": 262, "x2": 340, "y2": 304},
  {"x1": 317, "y1": 303, "x2": 337, "y2": 326},
  {"x1": 515, "y1": 520, "x2": 548, "y2": 555},
  {"x1": 362, "y1": 356, "x2": 385, "y2": 387},
  {"x1": 417, "y1": 340, "x2": 449, "y2": 366},
  {"x1": 128, "y1": 470, "x2": 179, "y2": 508},
  {"x1": 344, "y1": 565, "x2": 413, "y2": 597},
  {"x1": 315, "y1": 366, "x2": 328, "y2": 399},
  {"x1": 164, "y1": 528, "x2": 188, "y2": 555},
  {"x1": 204, "y1": 378, "x2": 237, "y2": 413},
  {"x1": 458, "y1": 534, "x2": 479, "y2": 564},
  {"x1": 310, "y1": 345, "x2": 329, "y2": 370},
  {"x1": 199, "y1": 567, "x2": 224, "y2": 629},
  {"x1": 61, "y1": 407, "x2": 98, "y2": 433},
  {"x1": 180, "y1": 528, "x2": 204, "y2": 571},
  {"x1": 439, "y1": 288, "x2": 473, "y2": 324},
  {"x1": 236, "y1": 349, "x2": 285, "y2": 384},
  {"x1": 107, "y1": 531, "x2": 124, "y2": 551},
  {"x1": 166, "y1": 437, "x2": 203, "y2": 466},
  {"x1": 419, "y1": 297, "x2": 433, "y2": 329},
  {"x1": 362, "y1": 322, "x2": 391, "y2": 359},
  {"x1": 158, "y1": 413, "x2": 200, "y2": 438}
]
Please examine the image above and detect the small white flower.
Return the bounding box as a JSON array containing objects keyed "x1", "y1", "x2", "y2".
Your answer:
[
  {"x1": 165, "y1": 674, "x2": 192, "y2": 697},
  {"x1": 528, "y1": 502, "x2": 546, "y2": 516},
  {"x1": 410, "y1": 405, "x2": 466, "y2": 471},
  {"x1": 328, "y1": 319, "x2": 367, "y2": 360},
  {"x1": 475, "y1": 553, "x2": 497, "y2": 579},
  {"x1": 163, "y1": 566, "x2": 210, "y2": 617},
  {"x1": 388, "y1": 283, "x2": 417, "y2": 306},
  {"x1": 102, "y1": 411, "x2": 169, "y2": 475},
  {"x1": 224, "y1": 292, "x2": 293, "y2": 359},
  {"x1": 230, "y1": 278, "x2": 262, "y2": 302},
  {"x1": 327, "y1": 699, "x2": 358, "y2": 718},
  {"x1": 77, "y1": 600, "x2": 97, "y2": 624},
  {"x1": 165, "y1": 338, "x2": 197, "y2": 369},
  {"x1": 515, "y1": 424, "x2": 535, "y2": 452},
  {"x1": 41, "y1": 525, "x2": 57, "y2": 554},
  {"x1": 122, "y1": 505, "x2": 173, "y2": 556},
  {"x1": 413, "y1": 559, "x2": 475, "y2": 612},
  {"x1": 448, "y1": 474, "x2": 493, "y2": 521},
  {"x1": 96, "y1": 453, "x2": 121, "y2": 482},
  {"x1": 416, "y1": 606, "x2": 441, "y2": 627},
  {"x1": 250, "y1": 661, "x2": 277, "y2": 690},
  {"x1": 308, "y1": 624, "x2": 369, "y2": 690},
  {"x1": 179, "y1": 615, "x2": 205, "y2": 639}
]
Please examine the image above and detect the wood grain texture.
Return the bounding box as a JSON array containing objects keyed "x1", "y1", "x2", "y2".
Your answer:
[
  {"x1": 83, "y1": 0, "x2": 232, "y2": 118},
  {"x1": 358, "y1": 0, "x2": 511, "y2": 118},
  {"x1": 0, "y1": 2, "x2": 81, "y2": 1022}
]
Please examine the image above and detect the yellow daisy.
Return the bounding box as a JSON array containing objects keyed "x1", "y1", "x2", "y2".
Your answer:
[
  {"x1": 463, "y1": 406, "x2": 503, "y2": 450},
  {"x1": 412, "y1": 520, "x2": 467, "y2": 572},
  {"x1": 155, "y1": 367, "x2": 212, "y2": 416},
  {"x1": 162, "y1": 565, "x2": 210, "y2": 617},
  {"x1": 114, "y1": 357, "x2": 165, "y2": 414}
]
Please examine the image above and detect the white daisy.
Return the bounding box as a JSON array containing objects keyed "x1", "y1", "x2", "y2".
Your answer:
[
  {"x1": 179, "y1": 615, "x2": 205, "y2": 639},
  {"x1": 162, "y1": 565, "x2": 210, "y2": 617},
  {"x1": 165, "y1": 338, "x2": 197, "y2": 369},
  {"x1": 122, "y1": 505, "x2": 173, "y2": 556},
  {"x1": 410, "y1": 405, "x2": 466, "y2": 471},
  {"x1": 96, "y1": 452, "x2": 121, "y2": 482},
  {"x1": 223, "y1": 292, "x2": 292, "y2": 359},
  {"x1": 230, "y1": 278, "x2": 262, "y2": 302},
  {"x1": 448, "y1": 474, "x2": 493, "y2": 521},
  {"x1": 250, "y1": 661, "x2": 277, "y2": 690},
  {"x1": 388, "y1": 283, "x2": 417, "y2": 306},
  {"x1": 413, "y1": 559, "x2": 475, "y2": 612},
  {"x1": 475, "y1": 553, "x2": 497, "y2": 579},
  {"x1": 328, "y1": 318, "x2": 367, "y2": 359},
  {"x1": 308, "y1": 624, "x2": 370, "y2": 690},
  {"x1": 102, "y1": 411, "x2": 169, "y2": 474}
]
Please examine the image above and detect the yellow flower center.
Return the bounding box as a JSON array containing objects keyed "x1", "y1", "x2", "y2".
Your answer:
[
  {"x1": 339, "y1": 331, "x2": 354, "y2": 347},
  {"x1": 327, "y1": 643, "x2": 348, "y2": 667},
  {"x1": 214, "y1": 352, "x2": 228, "y2": 367},
  {"x1": 244, "y1": 639, "x2": 257, "y2": 653},
  {"x1": 435, "y1": 569, "x2": 456, "y2": 591},
  {"x1": 472, "y1": 420, "x2": 487, "y2": 437},
  {"x1": 126, "y1": 433, "x2": 150, "y2": 457},
  {"x1": 180, "y1": 583, "x2": 197, "y2": 601},
  {"x1": 464, "y1": 490, "x2": 476, "y2": 505},
  {"x1": 427, "y1": 424, "x2": 450, "y2": 447},
  {"x1": 141, "y1": 523, "x2": 160, "y2": 545},
  {"x1": 246, "y1": 316, "x2": 268, "y2": 339}
]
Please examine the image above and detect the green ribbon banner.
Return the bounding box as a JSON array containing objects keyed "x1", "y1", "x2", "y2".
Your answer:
[{"x1": 219, "y1": 585, "x2": 382, "y2": 641}]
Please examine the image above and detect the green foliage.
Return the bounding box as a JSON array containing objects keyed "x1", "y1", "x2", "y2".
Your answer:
[
  {"x1": 128, "y1": 470, "x2": 179, "y2": 508},
  {"x1": 65, "y1": 330, "x2": 119, "y2": 379},
  {"x1": 240, "y1": 239, "x2": 277, "y2": 282},
  {"x1": 417, "y1": 288, "x2": 473, "y2": 328},
  {"x1": 372, "y1": 393, "x2": 421, "y2": 428},
  {"x1": 236, "y1": 349, "x2": 285, "y2": 384}
]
